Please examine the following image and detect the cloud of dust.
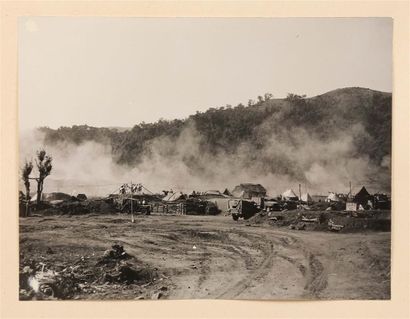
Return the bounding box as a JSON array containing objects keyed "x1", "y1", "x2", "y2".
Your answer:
[
  {"x1": 19, "y1": 129, "x2": 125, "y2": 196},
  {"x1": 19, "y1": 122, "x2": 389, "y2": 197},
  {"x1": 130, "y1": 123, "x2": 381, "y2": 195}
]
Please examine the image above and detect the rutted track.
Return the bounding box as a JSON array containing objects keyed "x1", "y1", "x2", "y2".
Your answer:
[{"x1": 19, "y1": 214, "x2": 390, "y2": 300}]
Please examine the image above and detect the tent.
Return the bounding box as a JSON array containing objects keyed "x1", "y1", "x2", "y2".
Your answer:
[
  {"x1": 223, "y1": 188, "x2": 232, "y2": 196},
  {"x1": 300, "y1": 193, "x2": 313, "y2": 203},
  {"x1": 354, "y1": 186, "x2": 371, "y2": 207},
  {"x1": 163, "y1": 192, "x2": 186, "y2": 202},
  {"x1": 326, "y1": 192, "x2": 341, "y2": 202},
  {"x1": 281, "y1": 189, "x2": 299, "y2": 200}
]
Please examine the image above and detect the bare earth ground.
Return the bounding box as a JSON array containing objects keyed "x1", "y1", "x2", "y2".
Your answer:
[{"x1": 19, "y1": 214, "x2": 391, "y2": 300}]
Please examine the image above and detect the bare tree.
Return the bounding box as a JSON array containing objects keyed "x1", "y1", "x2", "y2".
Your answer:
[
  {"x1": 21, "y1": 161, "x2": 33, "y2": 217},
  {"x1": 35, "y1": 149, "x2": 53, "y2": 206}
]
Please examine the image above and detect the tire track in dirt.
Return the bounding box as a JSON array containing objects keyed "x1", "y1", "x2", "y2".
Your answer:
[
  {"x1": 194, "y1": 244, "x2": 262, "y2": 288},
  {"x1": 80, "y1": 218, "x2": 328, "y2": 299},
  {"x1": 215, "y1": 230, "x2": 328, "y2": 299},
  {"x1": 303, "y1": 253, "x2": 327, "y2": 298},
  {"x1": 215, "y1": 238, "x2": 275, "y2": 299},
  {"x1": 213, "y1": 230, "x2": 298, "y2": 299},
  {"x1": 168, "y1": 230, "x2": 267, "y2": 297},
  {"x1": 272, "y1": 233, "x2": 328, "y2": 298}
]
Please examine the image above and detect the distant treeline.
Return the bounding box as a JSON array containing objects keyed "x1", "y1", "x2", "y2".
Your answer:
[{"x1": 39, "y1": 87, "x2": 391, "y2": 170}]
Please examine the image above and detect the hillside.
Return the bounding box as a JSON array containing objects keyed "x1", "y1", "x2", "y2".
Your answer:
[{"x1": 35, "y1": 87, "x2": 391, "y2": 193}]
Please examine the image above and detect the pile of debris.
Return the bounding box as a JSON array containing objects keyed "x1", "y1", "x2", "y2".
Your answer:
[
  {"x1": 19, "y1": 245, "x2": 160, "y2": 300},
  {"x1": 96, "y1": 245, "x2": 156, "y2": 285},
  {"x1": 247, "y1": 210, "x2": 390, "y2": 233}
]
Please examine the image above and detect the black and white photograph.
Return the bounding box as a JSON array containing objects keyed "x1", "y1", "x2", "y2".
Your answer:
[{"x1": 18, "y1": 17, "x2": 392, "y2": 301}]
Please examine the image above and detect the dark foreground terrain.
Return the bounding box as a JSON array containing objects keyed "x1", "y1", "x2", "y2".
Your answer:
[{"x1": 19, "y1": 214, "x2": 390, "y2": 300}]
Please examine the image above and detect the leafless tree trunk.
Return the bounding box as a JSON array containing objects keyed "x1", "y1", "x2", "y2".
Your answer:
[
  {"x1": 36, "y1": 178, "x2": 43, "y2": 206},
  {"x1": 21, "y1": 161, "x2": 33, "y2": 217},
  {"x1": 35, "y1": 149, "x2": 53, "y2": 207}
]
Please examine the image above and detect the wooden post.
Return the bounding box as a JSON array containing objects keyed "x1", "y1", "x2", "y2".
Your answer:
[
  {"x1": 130, "y1": 181, "x2": 135, "y2": 223},
  {"x1": 299, "y1": 184, "x2": 302, "y2": 208}
]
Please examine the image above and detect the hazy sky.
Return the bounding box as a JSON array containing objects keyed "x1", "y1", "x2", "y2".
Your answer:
[{"x1": 19, "y1": 17, "x2": 392, "y2": 129}]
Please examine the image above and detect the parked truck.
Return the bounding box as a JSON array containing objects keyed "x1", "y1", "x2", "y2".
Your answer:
[{"x1": 229, "y1": 199, "x2": 260, "y2": 221}]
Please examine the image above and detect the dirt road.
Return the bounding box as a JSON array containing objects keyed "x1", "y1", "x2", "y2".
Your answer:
[{"x1": 19, "y1": 214, "x2": 390, "y2": 300}]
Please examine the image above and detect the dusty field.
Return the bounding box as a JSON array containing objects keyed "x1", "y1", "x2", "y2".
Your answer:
[{"x1": 19, "y1": 214, "x2": 390, "y2": 300}]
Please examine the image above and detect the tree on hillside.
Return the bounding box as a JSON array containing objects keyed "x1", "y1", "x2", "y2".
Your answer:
[
  {"x1": 35, "y1": 149, "x2": 53, "y2": 205},
  {"x1": 264, "y1": 93, "x2": 273, "y2": 101},
  {"x1": 21, "y1": 161, "x2": 33, "y2": 217},
  {"x1": 285, "y1": 93, "x2": 306, "y2": 101}
]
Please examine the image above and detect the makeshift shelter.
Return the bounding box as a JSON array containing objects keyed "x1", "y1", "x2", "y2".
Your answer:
[
  {"x1": 354, "y1": 186, "x2": 371, "y2": 208},
  {"x1": 326, "y1": 192, "x2": 341, "y2": 202},
  {"x1": 231, "y1": 184, "x2": 267, "y2": 199},
  {"x1": 209, "y1": 197, "x2": 231, "y2": 212},
  {"x1": 281, "y1": 189, "x2": 299, "y2": 201},
  {"x1": 223, "y1": 188, "x2": 232, "y2": 196},
  {"x1": 203, "y1": 190, "x2": 227, "y2": 197},
  {"x1": 163, "y1": 192, "x2": 186, "y2": 202},
  {"x1": 300, "y1": 193, "x2": 313, "y2": 204}
]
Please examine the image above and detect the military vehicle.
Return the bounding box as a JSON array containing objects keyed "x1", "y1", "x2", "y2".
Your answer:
[{"x1": 228, "y1": 199, "x2": 259, "y2": 221}]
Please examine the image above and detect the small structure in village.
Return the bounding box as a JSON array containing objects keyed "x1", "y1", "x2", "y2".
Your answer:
[
  {"x1": 231, "y1": 183, "x2": 267, "y2": 200},
  {"x1": 345, "y1": 201, "x2": 358, "y2": 211},
  {"x1": 281, "y1": 189, "x2": 299, "y2": 201},
  {"x1": 162, "y1": 191, "x2": 186, "y2": 202},
  {"x1": 326, "y1": 192, "x2": 342, "y2": 203},
  {"x1": 200, "y1": 190, "x2": 231, "y2": 212},
  {"x1": 353, "y1": 186, "x2": 371, "y2": 209},
  {"x1": 300, "y1": 192, "x2": 313, "y2": 204}
]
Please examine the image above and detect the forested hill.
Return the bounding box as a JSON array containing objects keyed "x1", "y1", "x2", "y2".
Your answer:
[{"x1": 37, "y1": 87, "x2": 391, "y2": 191}]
